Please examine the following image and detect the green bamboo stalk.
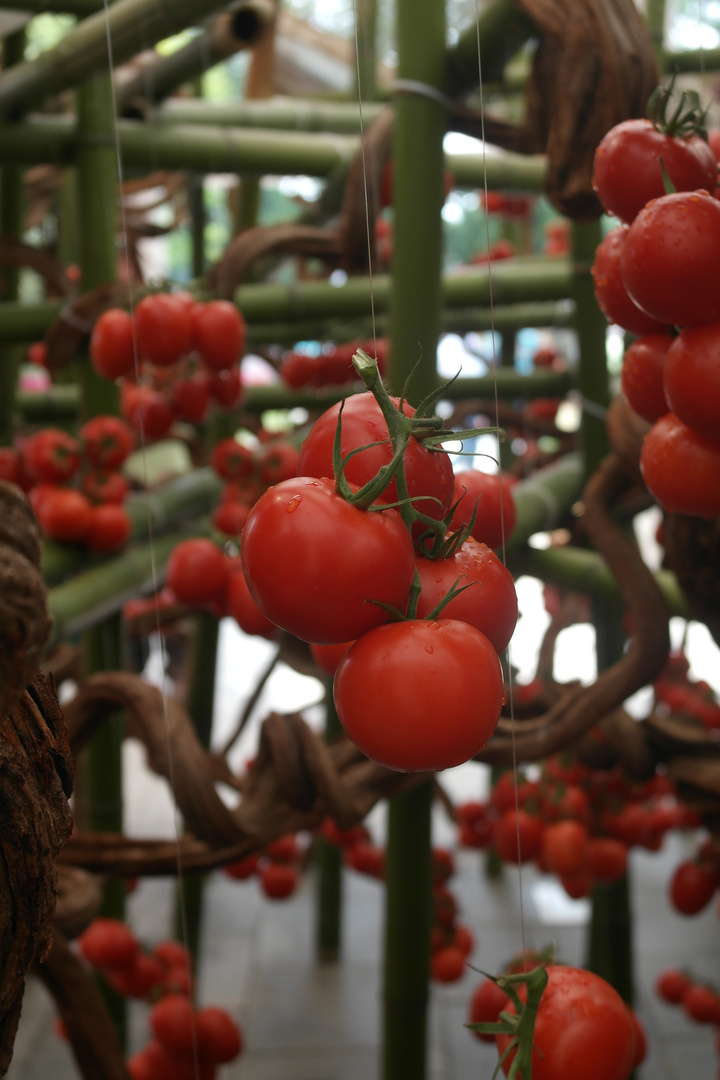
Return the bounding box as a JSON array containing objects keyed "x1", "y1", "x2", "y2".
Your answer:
[
  {"x1": 505, "y1": 452, "x2": 583, "y2": 550},
  {"x1": 189, "y1": 174, "x2": 206, "y2": 279},
  {"x1": 446, "y1": 0, "x2": 537, "y2": 96},
  {"x1": 354, "y1": 0, "x2": 377, "y2": 102},
  {"x1": 572, "y1": 221, "x2": 608, "y2": 481},
  {"x1": 315, "y1": 680, "x2": 344, "y2": 963},
  {"x1": 661, "y1": 45, "x2": 720, "y2": 73},
  {"x1": 154, "y1": 96, "x2": 386, "y2": 133},
  {"x1": 645, "y1": 0, "x2": 667, "y2": 70},
  {"x1": 0, "y1": 0, "x2": 233, "y2": 119},
  {"x1": 0, "y1": 299, "x2": 63, "y2": 341},
  {"x1": 3, "y1": 0, "x2": 110, "y2": 15}
]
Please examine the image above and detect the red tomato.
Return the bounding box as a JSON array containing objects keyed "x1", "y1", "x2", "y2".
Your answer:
[
  {"x1": 640, "y1": 413, "x2": 720, "y2": 517},
  {"x1": 195, "y1": 1006, "x2": 244, "y2": 1063},
  {"x1": 90, "y1": 308, "x2": 136, "y2": 379},
  {"x1": 134, "y1": 293, "x2": 193, "y2": 367},
  {"x1": 80, "y1": 415, "x2": 135, "y2": 470},
  {"x1": 149, "y1": 994, "x2": 195, "y2": 1055},
  {"x1": 310, "y1": 640, "x2": 355, "y2": 676},
  {"x1": 280, "y1": 350, "x2": 321, "y2": 389},
  {"x1": 682, "y1": 983, "x2": 720, "y2": 1024},
  {"x1": 264, "y1": 834, "x2": 298, "y2": 863},
  {"x1": 171, "y1": 373, "x2": 211, "y2": 423},
  {"x1": 662, "y1": 322, "x2": 720, "y2": 438},
  {"x1": 468, "y1": 977, "x2": 510, "y2": 1042},
  {"x1": 620, "y1": 333, "x2": 672, "y2": 424},
  {"x1": 212, "y1": 501, "x2": 250, "y2": 537},
  {"x1": 211, "y1": 438, "x2": 254, "y2": 480},
  {"x1": 240, "y1": 476, "x2": 415, "y2": 644},
  {"x1": 669, "y1": 859, "x2": 718, "y2": 915},
  {"x1": 37, "y1": 487, "x2": 92, "y2": 542},
  {"x1": 592, "y1": 118, "x2": 718, "y2": 224},
  {"x1": 224, "y1": 853, "x2": 260, "y2": 880},
  {"x1": 431, "y1": 946, "x2": 466, "y2": 983},
  {"x1": 152, "y1": 940, "x2": 191, "y2": 972},
  {"x1": 413, "y1": 537, "x2": 518, "y2": 654},
  {"x1": 591, "y1": 227, "x2": 670, "y2": 335},
  {"x1": 207, "y1": 365, "x2": 243, "y2": 409},
  {"x1": 125, "y1": 386, "x2": 175, "y2": 441},
  {"x1": 27, "y1": 340, "x2": 48, "y2": 367},
  {"x1": 452, "y1": 924, "x2": 475, "y2": 957},
  {"x1": 450, "y1": 470, "x2": 517, "y2": 550},
  {"x1": 78, "y1": 918, "x2": 140, "y2": 970},
  {"x1": 192, "y1": 300, "x2": 246, "y2": 372},
  {"x1": 24, "y1": 428, "x2": 81, "y2": 483},
  {"x1": 0, "y1": 446, "x2": 21, "y2": 484},
  {"x1": 345, "y1": 842, "x2": 385, "y2": 878},
  {"x1": 587, "y1": 837, "x2": 628, "y2": 883},
  {"x1": 259, "y1": 862, "x2": 298, "y2": 900},
  {"x1": 85, "y1": 503, "x2": 132, "y2": 552},
  {"x1": 166, "y1": 539, "x2": 227, "y2": 606},
  {"x1": 621, "y1": 191, "x2": 720, "y2": 326},
  {"x1": 296, "y1": 393, "x2": 455, "y2": 531},
  {"x1": 496, "y1": 966, "x2": 636, "y2": 1080},
  {"x1": 82, "y1": 470, "x2": 130, "y2": 505},
  {"x1": 541, "y1": 820, "x2": 589, "y2": 877},
  {"x1": 655, "y1": 968, "x2": 692, "y2": 1004},
  {"x1": 493, "y1": 808, "x2": 543, "y2": 864},
  {"x1": 334, "y1": 619, "x2": 503, "y2": 772},
  {"x1": 256, "y1": 439, "x2": 300, "y2": 486},
  {"x1": 107, "y1": 952, "x2": 163, "y2": 998}
]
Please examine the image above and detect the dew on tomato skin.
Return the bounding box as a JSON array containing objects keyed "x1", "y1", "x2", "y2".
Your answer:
[
  {"x1": 425, "y1": 644, "x2": 434, "y2": 654},
  {"x1": 285, "y1": 495, "x2": 302, "y2": 513}
]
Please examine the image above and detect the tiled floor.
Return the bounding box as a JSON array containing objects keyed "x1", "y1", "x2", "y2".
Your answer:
[{"x1": 7, "y1": 614, "x2": 720, "y2": 1079}]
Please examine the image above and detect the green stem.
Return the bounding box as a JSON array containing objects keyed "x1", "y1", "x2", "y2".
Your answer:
[{"x1": 315, "y1": 680, "x2": 344, "y2": 964}]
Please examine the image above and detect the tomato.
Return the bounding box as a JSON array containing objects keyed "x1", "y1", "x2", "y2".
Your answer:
[
  {"x1": 345, "y1": 841, "x2": 385, "y2": 878},
  {"x1": 240, "y1": 476, "x2": 415, "y2": 644},
  {"x1": 192, "y1": 300, "x2": 246, "y2": 372},
  {"x1": 310, "y1": 639, "x2": 355, "y2": 676},
  {"x1": 84, "y1": 503, "x2": 132, "y2": 552},
  {"x1": 640, "y1": 413, "x2": 720, "y2": 517},
  {"x1": 265, "y1": 834, "x2": 298, "y2": 862},
  {"x1": 280, "y1": 350, "x2": 321, "y2": 389},
  {"x1": 431, "y1": 946, "x2": 466, "y2": 983},
  {"x1": 591, "y1": 227, "x2": 670, "y2": 335},
  {"x1": 0, "y1": 446, "x2": 21, "y2": 484},
  {"x1": 80, "y1": 415, "x2": 135, "y2": 470},
  {"x1": 134, "y1": 293, "x2": 193, "y2": 367},
  {"x1": 171, "y1": 373, "x2": 211, "y2": 423},
  {"x1": 432, "y1": 847, "x2": 455, "y2": 883},
  {"x1": 107, "y1": 953, "x2": 163, "y2": 999},
  {"x1": 207, "y1": 365, "x2": 244, "y2": 409},
  {"x1": 621, "y1": 191, "x2": 720, "y2": 325},
  {"x1": 620, "y1": 333, "x2": 672, "y2": 423},
  {"x1": 296, "y1": 393, "x2": 455, "y2": 530},
  {"x1": 90, "y1": 308, "x2": 136, "y2": 379},
  {"x1": 626, "y1": 1007, "x2": 647, "y2": 1066},
  {"x1": 450, "y1": 470, "x2": 516, "y2": 550},
  {"x1": 662, "y1": 322, "x2": 720, "y2": 438},
  {"x1": 413, "y1": 537, "x2": 518, "y2": 654},
  {"x1": 433, "y1": 884, "x2": 458, "y2": 926},
  {"x1": 669, "y1": 859, "x2": 718, "y2": 915},
  {"x1": 125, "y1": 386, "x2": 175, "y2": 441},
  {"x1": 541, "y1": 820, "x2": 589, "y2": 877},
  {"x1": 152, "y1": 940, "x2": 191, "y2": 972},
  {"x1": 129, "y1": 1042, "x2": 215, "y2": 1080},
  {"x1": 493, "y1": 808, "x2": 543, "y2": 864},
  {"x1": 37, "y1": 487, "x2": 92, "y2": 542},
  {"x1": 211, "y1": 437, "x2": 254, "y2": 480},
  {"x1": 496, "y1": 966, "x2": 636, "y2": 1080},
  {"x1": 587, "y1": 837, "x2": 628, "y2": 883},
  {"x1": 78, "y1": 918, "x2": 140, "y2": 970},
  {"x1": 149, "y1": 994, "x2": 195, "y2": 1055},
  {"x1": 256, "y1": 439, "x2": 300, "y2": 486},
  {"x1": 682, "y1": 984, "x2": 720, "y2": 1024},
  {"x1": 212, "y1": 500, "x2": 250, "y2": 537},
  {"x1": 82, "y1": 470, "x2": 130, "y2": 505},
  {"x1": 24, "y1": 428, "x2": 81, "y2": 483},
  {"x1": 452, "y1": 924, "x2": 475, "y2": 957},
  {"x1": 224, "y1": 853, "x2": 259, "y2": 880},
  {"x1": 468, "y1": 977, "x2": 510, "y2": 1042},
  {"x1": 259, "y1": 862, "x2": 298, "y2": 899},
  {"x1": 592, "y1": 118, "x2": 718, "y2": 224},
  {"x1": 166, "y1": 539, "x2": 227, "y2": 606},
  {"x1": 27, "y1": 340, "x2": 48, "y2": 367},
  {"x1": 195, "y1": 1006, "x2": 244, "y2": 1063},
  {"x1": 655, "y1": 968, "x2": 692, "y2": 1004},
  {"x1": 334, "y1": 618, "x2": 503, "y2": 772}
]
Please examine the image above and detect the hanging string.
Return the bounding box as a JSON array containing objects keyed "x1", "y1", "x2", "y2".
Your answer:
[
  {"x1": 474, "y1": 0, "x2": 527, "y2": 959},
  {"x1": 351, "y1": 0, "x2": 378, "y2": 358}
]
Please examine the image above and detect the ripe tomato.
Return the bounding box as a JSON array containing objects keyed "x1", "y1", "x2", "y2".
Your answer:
[
  {"x1": 152, "y1": 940, "x2": 191, "y2": 972},
  {"x1": 296, "y1": 393, "x2": 455, "y2": 530},
  {"x1": 37, "y1": 487, "x2": 92, "y2": 542},
  {"x1": 78, "y1": 918, "x2": 140, "y2": 970},
  {"x1": 541, "y1": 820, "x2": 589, "y2": 877},
  {"x1": 591, "y1": 228, "x2": 669, "y2": 335},
  {"x1": 166, "y1": 539, "x2": 227, "y2": 606},
  {"x1": 149, "y1": 994, "x2": 195, "y2": 1055},
  {"x1": 662, "y1": 322, "x2": 720, "y2": 438},
  {"x1": 450, "y1": 470, "x2": 516, "y2": 550},
  {"x1": 0, "y1": 446, "x2": 21, "y2": 484},
  {"x1": 24, "y1": 428, "x2": 81, "y2": 483},
  {"x1": 211, "y1": 438, "x2": 254, "y2": 480},
  {"x1": 207, "y1": 365, "x2": 243, "y2": 409},
  {"x1": 682, "y1": 984, "x2": 720, "y2": 1024},
  {"x1": 260, "y1": 862, "x2": 298, "y2": 899},
  {"x1": 493, "y1": 807, "x2": 543, "y2": 864},
  {"x1": 468, "y1": 977, "x2": 511, "y2": 1042},
  {"x1": 171, "y1": 373, "x2": 210, "y2": 423},
  {"x1": 280, "y1": 350, "x2": 321, "y2": 389},
  {"x1": 124, "y1": 386, "x2": 175, "y2": 441},
  {"x1": 345, "y1": 841, "x2": 385, "y2": 878},
  {"x1": 90, "y1": 308, "x2": 136, "y2": 379},
  {"x1": 431, "y1": 946, "x2": 466, "y2": 983},
  {"x1": 212, "y1": 500, "x2": 250, "y2": 537},
  {"x1": 669, "y1": 859, "x2": 718, "y2": 915},
  {"x1": 256, "y1": 439, "x2": 300, "y2": 486},
  {"x1": 82, "y1": 470, "x2": 130, "y2": 505},
  {"x1": 592, "y1": 118, "x2": 718, "y2": 224},
  {"x1": 84, "y1": 503, "x2": 132, "y2": 552},
  {"x1": 195, "y1": 1006, "x2": 244, "y2": 1063},
  {"x1": 27, "y1": 340, "x2": 48, "y2": 367},
  {"x1": 107, "y1": 953, "x2": 163, "y2": 998},
  {"x1": 224, "y1": 853, "x2": 259, "y2": 880},
  {"x1": 620, "y1": 333, "x2": 672, "y2": 423},
  {"x1": 621, "y1": 191, "x2": 720, "y2": 326},
  {"x1": 333, "y1": 619, "x2": 503, "y2": 772},
  {"x1": 80, "y1": 415, "x2": 135, "y2": 470},
  {"x1": 655, "y1": 968, "x2": 692, "y2": 1003},
  {"x1": 310, "y1": 639, "x2": 355, "y2": 676},
  {"x1": 134, "y1": 293, "x2": 193, "y2": 367},
  {"x1": 192, "y1": 300, "x2": 246, "y2": 372},
  {"x1": 240, "y1": 476, "x2": 415, "y2": 644},
  {"x1": 224, "y1": 562, "x2": 277, "y2": 639},
  {"x1": 496, "y1": 966, "x2": 636, "y2": 1080},
  {"x1": 640, "y1": 413, "x2": 720, "y2": 517},
  {"x1": 413, "y1": 537, "x2": 518, "y2": 654},
  {"x1": 587, "y1": 837, "x2": 628, "y2": 884}
]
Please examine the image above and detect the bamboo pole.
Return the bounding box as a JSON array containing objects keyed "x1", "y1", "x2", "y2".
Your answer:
[
  {"x1": 646, "y1": 0, "x2": 667, "y2": 70},
  {"x1": 2, "y1": 0, "x2": 109, "y2": 15},
  {"x1": 354, "y1": 0, "x2": 378, "y2": 103},
  {"x1": 0, "y1": 0, "x2": 233, "y2": 119},
  {"x1": 154, "y1": 96, "x2": 386, "y2": 133},
  {"x1": 315, "y1": 681, "x2": 344, "y2": 963}
]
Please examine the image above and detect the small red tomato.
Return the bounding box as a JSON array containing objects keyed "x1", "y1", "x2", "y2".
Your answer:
[
  {"x1": 134, "y1": 293, "x2": 193, "y2": 367},
  {"x1": 166, "y1": 538, "x2": 227, "y2": 606},
  {"x1": 587, "y1": 837, "x2": 628, "y2": 884},
  {"x1": 84, "y1": 503, "x2": 132, "y2": 552},
  {"x1": 171, "y1": 373, "x2": 211, "y2": 423},
  {"x1": 655, "y1": 968, "x2": 692, "y2": 1004},
  {"x1": 662, "y1": 322, "x2": 720, "y2": 439},
  {"x1": 195, "y1": 1006, "x2": 244, "y2": 1063},
  {"x1": 212, "y1": 501, "x2": 250, "y2": 537},
  {"x1": 224, "y1": 562, "x2": 277, "y2": 639},
  {"x1": 468, "y1": 977, "x2": 510, "y2": 1042},
  {"x1": 431, "y1": 946, "x2": 466, "y2": 983},
  {"x1": 669, "y1": 859, "x2": 718, "y2": 915},
  {"x1": 211, "y1": 438, "x2": 255, "y2": 480},
  {"x1": 541, "y1": 820, "x2": 589, "y2": 877},
  {"x1": 591, "y1": 227, "x2": 670, "y2": 335},
  {"x1": 450, "y1": 470, "x2": 517, "y2": 551},
  {"x1": 78, "y1": 918, "x2": 140, "y2": 970},
  {"x1": 37, "y1": 488, "x2": 93, "y2": 542},
  {"x1": 640, "y1": 413, "x2": 720, "y2": 518},
  {"x1": 90, "y1": 308, "x2": 136, "y2": 379},
  {"x1": 259, "y1": 862, "x2": 298, "y2": 900},
  {"x1": 24, "y1": 428, "x2": 81, "y2": 483},
  {"x1": 682, "y1": 983, "x2": 720, "y2": 1025},
  {"x1": 207, "y1": 365, "x2": 244, "y2": 409},
  {"x1": 620, "y1": 333, "x2": 672, "y2": 424},
  {"x1": 107, "y1": 953, "x2": 164, "y2": 999},
  {"x1": 310, "y1": 640, "x2": 355, "y2": 676},
  {"x1": 255, "y1": 439, "x2": 300, "y2": 486},
  {"x1": 82, "y1": 470, "x2": 130, "y2": 505},
  {"x1": 80, "y1": 415, "x2": 135, "y2": 470},
  {"x1": 345, "y1": 842, "x2": 385, "y2": 878},
  {"x1": 149, "y1": 993, "x2": 195, "y2": 1055},
  {"x1": 264, "y1": 834, "x2": 298, "y2": 863},
  {"x1": 280, "y1": 350, "x2": 321, "y2": 388},
  {"x1": 0, "y1": 446, "x2": 21, "y2": 484},
  {"x1": 493, "y1": 808, "x2": 543, "y2": 864},
  {"x1": 193, "y1": 300, "x2": 246, "y2": 372},
  {"x1": 224, "y1": 853, "x2": 260, "y2": 880}
]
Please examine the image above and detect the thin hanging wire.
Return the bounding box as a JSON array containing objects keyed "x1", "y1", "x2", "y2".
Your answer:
[
  {"x1": 474, "y1": 0, "x2": 527, "y2": 960},
  {"x1": 351, "y1": 0, "x2": 378, "y2": 358}
]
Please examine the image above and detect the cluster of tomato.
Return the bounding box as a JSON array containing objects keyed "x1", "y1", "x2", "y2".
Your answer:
[
  {"x1": 590, "y1": 85, "x2": 720, "y2": 517},
  {"x1": 654, "y1": 649, "x2": 720, "y2": 732},
  {"x1": 428, "y1": 849, "x2": 477, "y2": 984},
  {"x1": 668, "y1": 839, "x2": 720, "y2": 917},
  {"x1": 91, "y1": 293, "x2": 246, "y2": 440},
  {"x1": 74, "y1": 918, "x2": 243, "y2": 1080},
  {"x1": 467, "y1": 952, "x2": 647, "y2": 1080},
  {"x1": 208, "y1": 433, "x2": 299, "y2": 539},
  {"x1": 279, "y1": 338, "x2": 389, "y2": 390},
  {"x1": 224, "y1": 831, "x2": 302, "y2": 900},
  {"x1": 656, "y1": 967, "x2": 720, "y2": 1029},
  {"x1": 237, "y1": 373, "x2": 519, "y2": 774},
  {"x1": 0, "y1": 416, "x2": 135, "y2": 551},
  {"x1": 456, "y1": 754, "x2": 702, "y2": 902}
]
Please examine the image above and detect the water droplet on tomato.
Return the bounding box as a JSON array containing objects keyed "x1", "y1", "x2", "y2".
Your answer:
[
  {"x1": 286, "y1": 495, "x2": 302, "y2": 513},
  {"x1": 502, "y1": 693, "x2": 508, "y2": 705},
  {"x1": 425, "y1": 644, "x2": 434, "y2": 654}
]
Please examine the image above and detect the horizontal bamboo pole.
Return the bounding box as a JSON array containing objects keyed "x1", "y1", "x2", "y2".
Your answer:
[
  {"x1": 0, "y1": 0, "x2": 231, "y2": 119},
  {"x1": 43, "y1": 468, "x2": 222, "y2": 585},
  {"x1": 153, "y1": 96, "x2": 386, "y2": 133},
  {"x1": 506, "y1": 451, "x2": 583, "y2": 550},
  {"x1": 0, "y1": 0, "x2": 107, "y2": 13},
  {"x1": 662, "y1": 47, "x2": 720, "y2": 72},
  {"x1": 0, "y1": 115, "x2": 548, "y2": 191}
]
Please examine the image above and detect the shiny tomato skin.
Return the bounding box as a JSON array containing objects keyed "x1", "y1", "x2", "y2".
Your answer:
[
  {"x1": 171, "y1": 373, "x2": 210, "y2": 423},
  {"x1": 496, "y1": 966, "x2": 636, "y2": 1080},
  {"x1": 207, "y1": 365, "x2": 243, "y2": 409},
  {"x1": 450, "y1": 471, "x2": 517, "y2": 550},
  {"x1": 621, "y1": 191, "x2": 720, "y2": 325},
  {"x1": 592, "y1": 118, "x2": 718, "y2": 224},
  {"x1": 84, "y1": 504, "x2": 132, "y2": 553},
  {"x1": 134, "y1": 293, "x2": 193, "y2": 367},
  {"x1": 82, "y1": 470, "x2": 130, "y2": 505},
  {"x1": 541, "y1": 819, "x2": 589, "y2": 877},
  {"x1": 493, "y1": 807, "x2": 543, "y2": 864},
  {"x1": 192, "y1": 300, "x2": 246, "y2": 372},
  {"x1": 37, "y1": 488, "x2": 92, "y2": 542},
  {"x1": 591, "y1": 228, "x2": 670, "y2": 335},
  {"x1": 662, "y1": 323, "x2": 720, "y2": 438},
  {"x1": 24, "y1": 428, "x2": 81, "y2": 483},
  {"x1": 640, "y1": 413, "x2": 720, "y2": 517},
  {"x1": 241, "y1": 476, "x2": 415, "y2": 644},
  {"x1": 621, "y1": 333, "x2": 672, "y2": 423},
  {"x1": 414, "y1": 537, "x2": 518, "y2": 654},
  {"x1": 90, "y1": 308, "x2": 136, "y2": 379},
  {"x1": 166, "y1": 538, "x2": 227, "y2": 605},
  {"x1": 80, "y1": 415, "x2": 135, "y2": 470},
  {"x1": 224, "y1": 562, "x2": 277, "y2": 639},
  {"x1": 297, "y1": 393, "x2": 454, "y2": 526},
  {"x1": 333, "y1": 619, "x2": 503, "y2": 772},
  {"x1": 668, "y1": 859, "x2": 718, "y2": 915}
]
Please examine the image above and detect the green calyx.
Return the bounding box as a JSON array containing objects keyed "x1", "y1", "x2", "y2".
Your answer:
[
  {"x1": 466, "y1": 964, "x2": 549, "y2": 1080},
  {"x1": 647, "y1": 73, "x2": 710, "y2": 140}
]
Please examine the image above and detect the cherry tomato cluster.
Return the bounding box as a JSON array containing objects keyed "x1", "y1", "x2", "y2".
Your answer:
[
  {"x1": 428, "y1": 850, "x2": 476, "y2": 984},
  {"x1": 91, "y1": 293, "x2": 246, "y2": 440},
  {"x1": 279, "y1": 338, "x2": 389, "y2": 390},
  {"x1": 1, "y1": 417, "x2": 135, "y2": 551},
  {"x1": 224, "y1": 832, "x2": 302, "y2": 900},
  {"x1": 591, "y1": 84, "x2": 720, "y2": 517},
  {"x1": 74, "y1": 919, "x2": 244, "y2": 1080},
  {"x1": 656, "y1": 967, "x2": 720, "y2": 1028},
  {"x1": 654, "y1": 649, "x2": 720, "y2": 732},
  {"x1": 668, "y1": 839, "x2": 720, "y2": 916},
  {"x1": 209, "y1": 433, "x2": 299, "y2": 539}
]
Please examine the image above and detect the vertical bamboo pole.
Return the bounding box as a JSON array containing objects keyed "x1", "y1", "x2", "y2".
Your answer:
[
  {"x1": 646, "y1": 0, "x2": 667, "y2": 71},
  {"x1": 315, "y1": 680, "x2": 344, "y2": 963},
  {"x1": 0, "y1": 28, "x2": 25, "y2": 447},
  {"x1": 354, "y1": 0, "x2": 377, "y2": 102},
  {"x1": 572, "y1": 220, "x2": 635, "y2": 1006},
  {"x1": 233, "y1": 4, "x2": 278, "y2": 235},
  {"x1": 382, "y1": 0, "x2": 445, "y2": 1075}
]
